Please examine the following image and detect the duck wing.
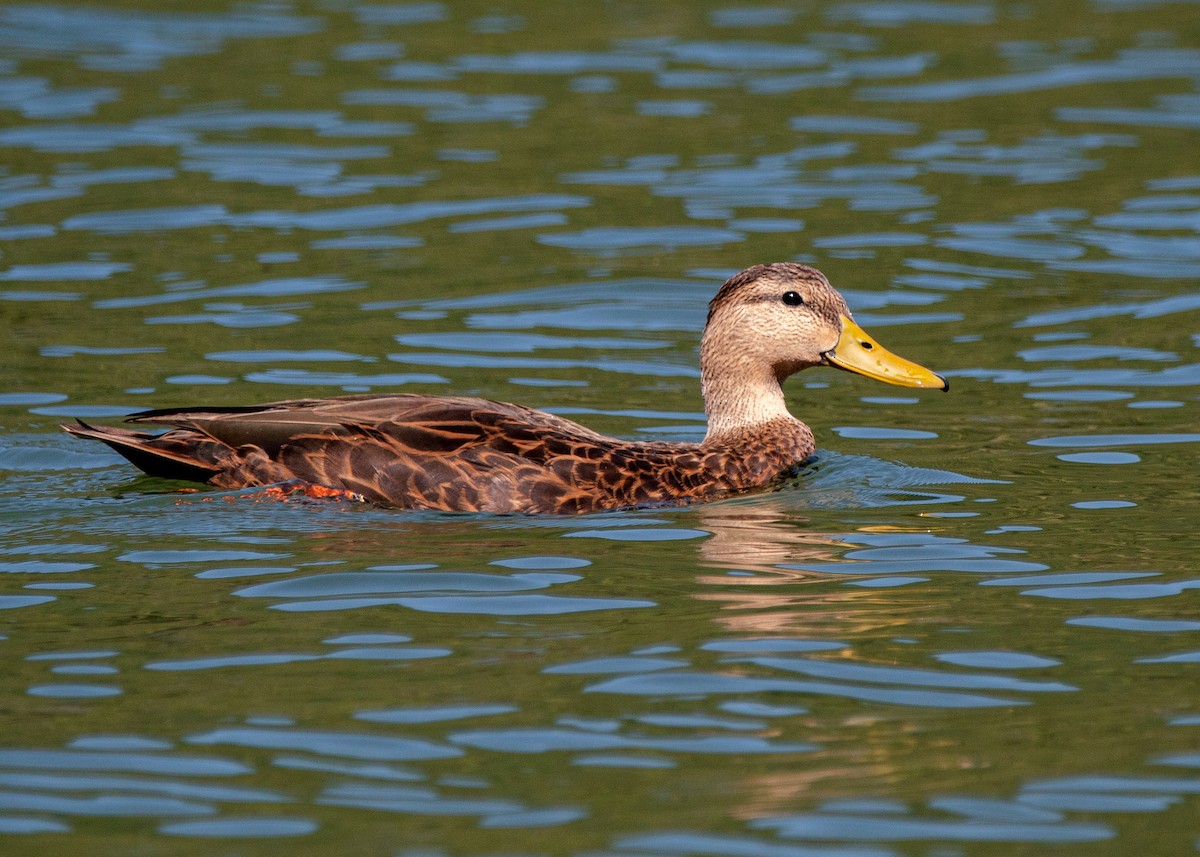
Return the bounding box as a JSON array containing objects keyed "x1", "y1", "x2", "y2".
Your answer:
[
  {"x1": 114, "y1": 394, "x2": 632, "y2": 511},
  {"x1": 258, "y1": 396, "x2": 634, "y2": 512},
  {"x1": 128, "y1": 393, "x2": 608, "y2": 452}
]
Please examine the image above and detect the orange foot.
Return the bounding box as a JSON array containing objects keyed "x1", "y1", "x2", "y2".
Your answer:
[{"x1": 237, "y1": 481, "x2": 368, "y2": 504}]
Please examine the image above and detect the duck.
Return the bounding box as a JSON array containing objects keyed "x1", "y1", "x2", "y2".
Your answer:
[{"x1": 63, "y1": 263, "x2": 947, "y2": 514}]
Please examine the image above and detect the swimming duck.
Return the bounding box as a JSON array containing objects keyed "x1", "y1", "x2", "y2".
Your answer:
[{"x1": 63, "y1": 263, "x2": 946, "y2": 514}]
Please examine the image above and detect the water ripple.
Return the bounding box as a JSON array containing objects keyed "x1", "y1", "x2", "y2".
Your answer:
[
  {"x1": 186, "y1": 727, "x2": 461, "y2": 761},
  {"x1": 0, "y1": 748, "x2": 249, "y2": 777},
  {"x1": 356, "y1": 704, "x2": 517, "y2": 724},
  {"x1": 449, "y1": 727, "x2": 814, "y2": 755},
  {"x1": 317, "y1": 782, "x2": 523, "y2": 817},
  {"x1": 588, "y1": 671, "x2": 1023, "y2": 708},
  {"x1": 0, "y1": 261, "x2": 131, "y2": 281},
  {"x1": 342, "y1": 89, "x2": 544, "y2": 124},
  {"x1": 0, "y1": 771, "x2": 283, "y2": 804},
  {"x1": 861, "y1": 51, "x2": 1200, "y2": 101},
  {"x1": 0, "y1": 4, "x2": 319, "y2": 71},
  {"x1": 724, "y1": 656, "x2": 1075, "y2": 692},
  {"x1": 751, "y1": 812, "x2": 1110, "y2": 843},
  {"x1": 537, "y1": 225, "x2": 745, "y2": 253},
  {"x1": 95, "y1": 276, "x2": 363, "y2": 308},
  {"x1": 160, "y1": 817, "x2": 317, "y2": 838},
  {"x1": 827, "y1": 3, "x2": 995, "y2": 26}
]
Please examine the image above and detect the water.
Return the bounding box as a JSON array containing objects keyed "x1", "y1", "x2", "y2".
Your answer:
[{"x1": 1, "y1": 0, "x2": 1198, "y2": 853}]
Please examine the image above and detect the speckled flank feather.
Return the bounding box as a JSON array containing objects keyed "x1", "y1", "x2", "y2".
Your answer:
[
  {"x1": 62, "y1": 263, "x2": 945, "y2": 514},
  {"x1": 65, "y1": 394, "x2": 814, "y2": 514}
]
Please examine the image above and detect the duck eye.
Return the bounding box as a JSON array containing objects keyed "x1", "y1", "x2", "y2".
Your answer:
[{"x1": 781, "y1": 291, "x2": 804, "y2": 307}]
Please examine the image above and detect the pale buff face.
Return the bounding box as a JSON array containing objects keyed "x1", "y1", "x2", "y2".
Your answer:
[{"x1": 701, "y1": 262, "x2": 851, "y2": 380}]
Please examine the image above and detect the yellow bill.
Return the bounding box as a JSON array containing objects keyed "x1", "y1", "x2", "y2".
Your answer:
[{"x1": 823, "y1": 315, "x2": 948, "y2": 391}]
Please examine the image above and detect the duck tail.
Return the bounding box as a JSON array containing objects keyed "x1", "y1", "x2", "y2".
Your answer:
[{"x1": 62, "y1": 420, "x2": 222, "y2": 484}]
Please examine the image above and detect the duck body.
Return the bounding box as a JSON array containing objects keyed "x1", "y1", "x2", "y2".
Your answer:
[
  {"x1": 66, "y1": 394, "x2": 815, "y2": 514},
  {"x1": 63, "y1": 263, "x2": 947, "y2": 515}
]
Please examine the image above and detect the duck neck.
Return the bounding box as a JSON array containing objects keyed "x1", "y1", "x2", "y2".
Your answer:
[{"x1": 700, "y1": 351, "x2": 797, "y2": 445}]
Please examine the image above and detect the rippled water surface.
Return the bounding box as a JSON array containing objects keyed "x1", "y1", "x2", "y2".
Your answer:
[{"x1": 2, "y1": 1, "x2": 1199, "y2": 854}]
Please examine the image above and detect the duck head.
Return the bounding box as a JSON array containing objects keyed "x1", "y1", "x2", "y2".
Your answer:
[
  {"x1": 703, "y1": 262, "x2": 947, "y2": 389},
  {"x1": 700, "y1": 263, "x2": 946, "y2": 439}
]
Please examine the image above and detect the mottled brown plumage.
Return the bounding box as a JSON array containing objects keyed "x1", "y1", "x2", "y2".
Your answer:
[{"x1": 63, "y1": 263, "x2": 947, "y2": 514}]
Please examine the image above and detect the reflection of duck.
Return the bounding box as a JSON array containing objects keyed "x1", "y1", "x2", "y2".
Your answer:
[
  {"x1": 689, "y1": 500, "x2": 935, "y2": 635},
  {"x1": 63, "y1": 263, "x2": 946, "y2": 514},
  {"x1": 693, "y1": 499, "x2": 839, "y2": 574}
]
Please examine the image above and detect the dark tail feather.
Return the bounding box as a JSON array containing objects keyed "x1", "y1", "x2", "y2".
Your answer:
[{"x1": 62, "y1": 420, "x2": 221, "y2": 483}]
